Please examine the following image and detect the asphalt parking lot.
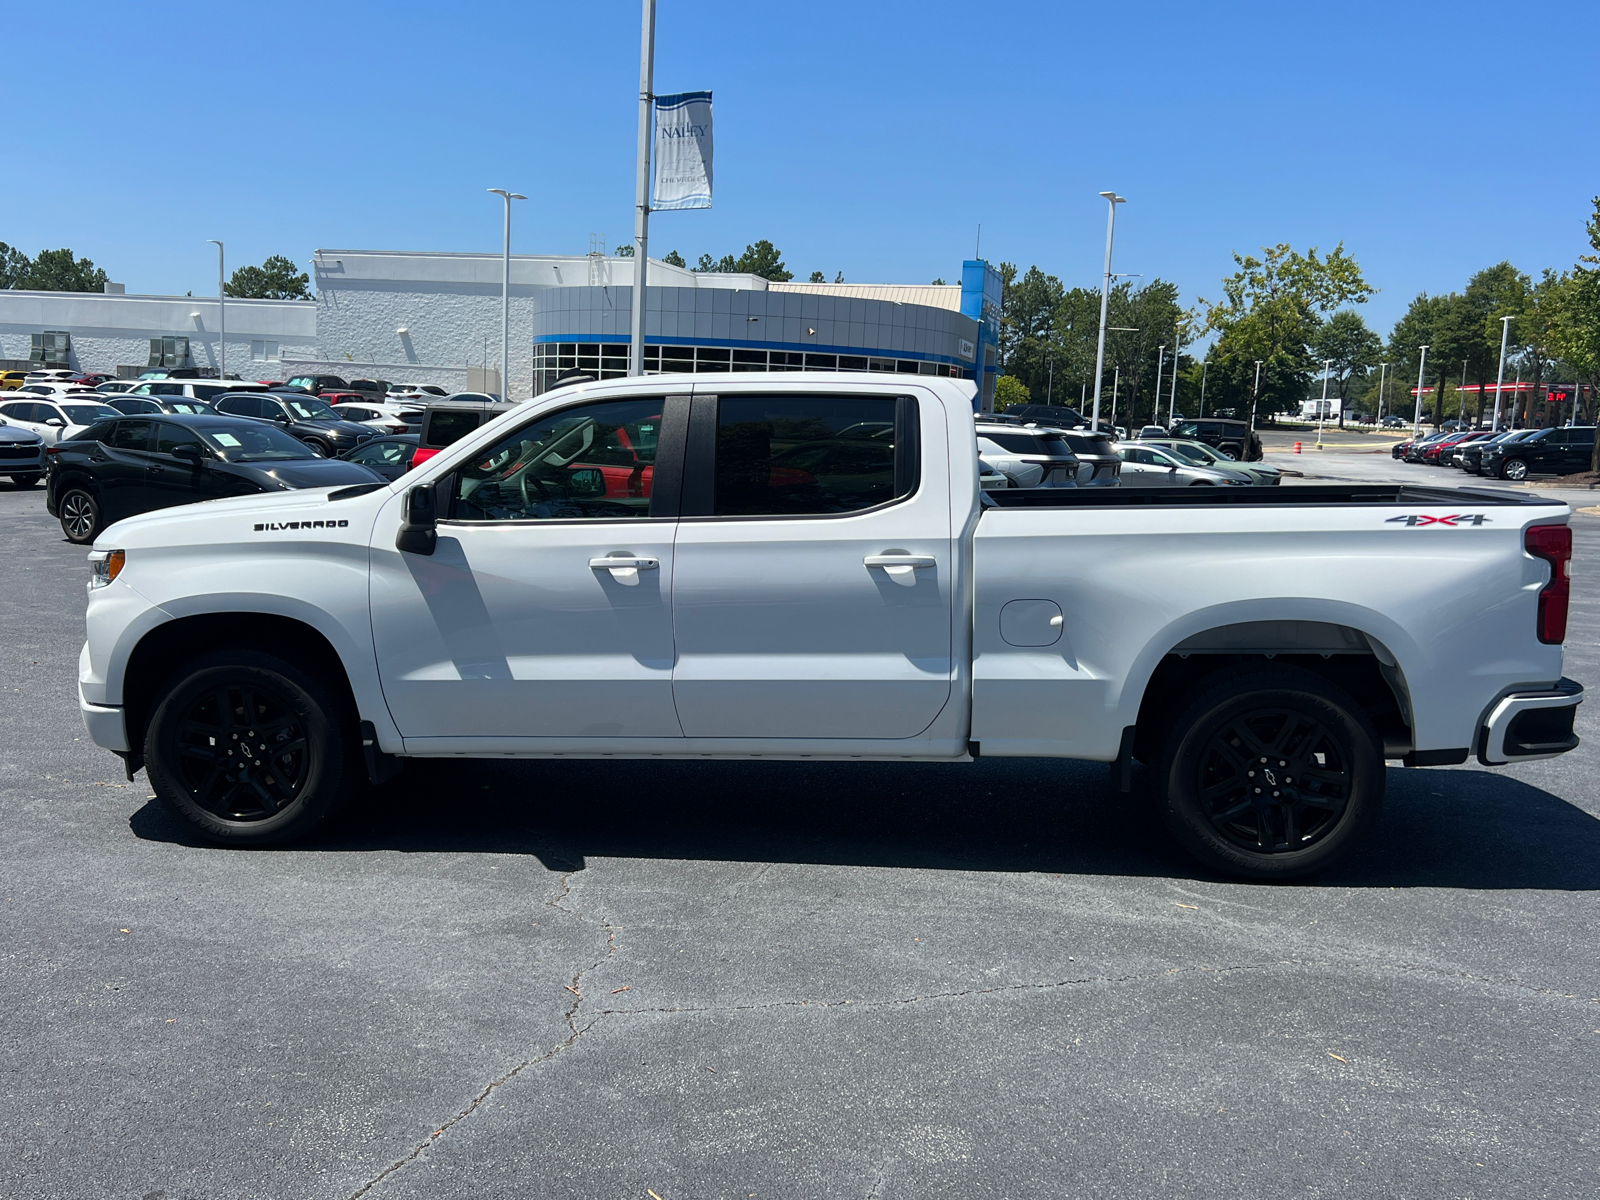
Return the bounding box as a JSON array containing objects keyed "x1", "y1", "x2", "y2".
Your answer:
[{"x1": 3, "y1": 471, "x2": 1599, "y2": 1200}]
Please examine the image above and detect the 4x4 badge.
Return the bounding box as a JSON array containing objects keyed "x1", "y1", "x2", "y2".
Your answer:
[{"x1": 1386, "y1": 514, "x2": 1490, "y2": 527}]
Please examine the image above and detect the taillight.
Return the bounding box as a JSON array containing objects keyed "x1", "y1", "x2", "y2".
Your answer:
[
  {"x1": 412, "y1": 446, "x2": 440, "y2": 465},
  {"x1": 1525, "y1": 523, "x2": 1572, "y2": 644}
]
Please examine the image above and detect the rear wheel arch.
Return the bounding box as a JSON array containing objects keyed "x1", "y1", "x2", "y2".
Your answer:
[{"x1": 1128, "y1": 620, "x2": 1414, "y2": 763}]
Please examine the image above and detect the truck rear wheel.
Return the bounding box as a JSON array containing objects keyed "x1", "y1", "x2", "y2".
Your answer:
[
  {"x1": 144, "y1": 650, "x2": 355, "y2": 846},
  {"x1": 1154, "y1": 664, "x2": 1384, "y2": 880}
]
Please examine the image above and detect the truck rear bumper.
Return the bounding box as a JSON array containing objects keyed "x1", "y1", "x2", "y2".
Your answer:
[{"x1": 1478, "y1": 677, "x2": 1583, "y2": 765}]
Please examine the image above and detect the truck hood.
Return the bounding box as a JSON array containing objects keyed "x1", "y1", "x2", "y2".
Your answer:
[
  {"x1": 246, "y1": 458, "x2": 384, "y2": 489},
  {"x1": 97, "y1": 478, "x2": 392, "y2": 550}
]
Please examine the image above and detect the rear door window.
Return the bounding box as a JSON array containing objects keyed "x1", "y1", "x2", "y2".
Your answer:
[
  {"x1": 710, "y1": 395, "x2": 908, "y2": 517},
  {"x1": 424, "y1": 409, "x2": 483, "y2": 449},
  {"x1": 109, "y1": 419, "x2": 153, "y2": 451}
]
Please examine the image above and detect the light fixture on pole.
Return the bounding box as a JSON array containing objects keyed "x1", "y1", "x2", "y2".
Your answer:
[
  {"x1": 207, "y1": 240, "x2": 224, "y2": 379},
  {"x1": 629, "y1": 0, "x2": 658, "y2": 377},
  {"x1": 1089, "y1": 191, "x2": 1126, "y2": 432},
  {"x1": 488, "y1": 189, "x2": 526, "y2": 400},
  {"x1": 1250, "y1": 359, "x2": 1264, "y2": 431},
  {"x1": 1316, "y1": 358, "x2": 1332, "y2": 448},
  {"x1": 1491, "y1": 314, "x2": 1514, "y2": 431},
  {"x1": 1412, "y1": 344, "x2": 1430, "y2": 437}
]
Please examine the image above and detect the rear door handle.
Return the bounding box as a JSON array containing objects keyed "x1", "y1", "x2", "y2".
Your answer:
[{"x1": 864, "y1": 554, "x2": 936, "y2": 577}]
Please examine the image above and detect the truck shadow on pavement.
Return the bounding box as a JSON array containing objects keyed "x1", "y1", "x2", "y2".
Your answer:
[{"x1": 129, "y1": 757, "x2": 1600, "y2": 890}]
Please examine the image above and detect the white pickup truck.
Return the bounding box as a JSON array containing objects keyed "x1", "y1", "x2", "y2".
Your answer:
[{"x1": 77, "y1": 373, "x2": 1583, "y2": 879}]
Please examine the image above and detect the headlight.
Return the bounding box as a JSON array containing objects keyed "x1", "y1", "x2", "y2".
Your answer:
[{"x1": 88, "y1": 549, "x2": 124, "y2": 589}]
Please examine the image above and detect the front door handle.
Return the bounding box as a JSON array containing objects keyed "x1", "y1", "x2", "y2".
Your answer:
[
  {"x1": 590, "y1": 554, "x2": 659, "y2": 584},
  {"x1": 864, "y1": 554, "x2": 936, "y2": 577}
]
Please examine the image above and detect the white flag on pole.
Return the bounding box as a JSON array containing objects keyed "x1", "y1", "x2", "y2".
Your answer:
[{"x1": 653, "y1": 91, "x2": 713, "y2": 211}]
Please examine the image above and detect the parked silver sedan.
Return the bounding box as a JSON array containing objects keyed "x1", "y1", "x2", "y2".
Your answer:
[
  {"x1": 1142, "y1": 438, "x2": 1281, "y2": 484},
  {"x1": 1116, "y1": 442, "x2": 1252, "y2": 486}
]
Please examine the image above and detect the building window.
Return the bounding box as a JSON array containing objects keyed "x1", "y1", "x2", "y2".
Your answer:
[
  {"x1": 250, "y1": 340, "x2": 280, "y2": 362},
  {"x1": 30, "y1": 331, "x2": 71, "y2": 365},
  {"x1": 530, "y1": 341, "x2": 965, "y2": 395},
  {"x1": 147, "y1": 336, "x2": 191, "y2": 368}
]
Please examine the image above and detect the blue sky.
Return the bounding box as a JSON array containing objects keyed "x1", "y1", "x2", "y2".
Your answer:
[{"x1": 9, "y1": 0, "x2": 1598, "y2": 338}]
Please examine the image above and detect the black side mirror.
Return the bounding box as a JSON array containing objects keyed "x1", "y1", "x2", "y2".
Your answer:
[
  {"x1": 172, "y1": 445, "x2": 202, "y2": 464},
  {"x1": 396, "y1": 481, "x2": 439, "y2": 555}
]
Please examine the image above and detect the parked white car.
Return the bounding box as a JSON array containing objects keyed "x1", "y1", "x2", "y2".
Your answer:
[
  {"x1": 1141, "y1": 439, "x2": 1282, "y2": 485},
  {"x1": 76, "y1": 372, "x2": 1584, "y2": 882},
  {"x1": 330, "y1": 400, "x2": 423, "y2": 435},
  {"x1": 0, "y1": 395, "x2": 121, "y2": 444},
  {"x1": 1116, "y1": 442, "x2": 1251, "y2": 486},
  {"x1": 123, "y1": 379, "x2": 263, "y2": 405},
  {"x1": 974, "y1": 422, "x2": 1079, "y2": 488}
]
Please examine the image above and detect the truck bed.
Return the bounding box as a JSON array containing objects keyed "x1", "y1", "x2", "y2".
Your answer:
[{"x1": 984, "y1": 484, "x2": 1563, "y2": 510}]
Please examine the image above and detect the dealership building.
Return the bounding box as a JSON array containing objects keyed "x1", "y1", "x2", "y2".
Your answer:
[{"x1": 0, "y1": 250, "x2": 1003, "y2": 408}]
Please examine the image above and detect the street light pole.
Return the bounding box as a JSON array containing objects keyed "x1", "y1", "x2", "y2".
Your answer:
[
  {"x1": 207, "y1": 240, "x2": 224, "y2": 378},
  {"x1": 488, "y1": 189, "x2": 526, "y2": 400},
  {"x1": 1376, "y1": 362, "x2": 1389, "y2": 423},
  {"x1": 1199, "y1": 360, "x2": 1208, "y2": 418},
  {"x1": 1152, "y1": 346, "x2": 1165, "y2": 428},
  {"x1": 1317, "y1": 358, "x2": 1332, "y2": 448},
  {"x1": 1491, "y1": 314, "x2": 1513, "y2": 431},
  {"x1": 1090, "y1": 191, "x2": 1126, "y2": 432},
  {"x1": 1412, "y1": 344, "x2": 1430, "y2": 438},
  {"x1": 1110, "y1": 366, "x2": 1120, "y2": 429},
  {"x1": 628, "y1": 0, "x2": 657, "y2": 377},
  {"x1": 1168, "y1": 328, "x2": 1181, "y2": 425}
]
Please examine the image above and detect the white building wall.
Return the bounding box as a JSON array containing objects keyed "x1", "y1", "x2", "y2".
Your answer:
[
  {"x1": 307, "y1": 249, "x2": 764, "y2": 399},
  {"x1": 0, "y1": 290, "x2": 317, "y2": 377}
]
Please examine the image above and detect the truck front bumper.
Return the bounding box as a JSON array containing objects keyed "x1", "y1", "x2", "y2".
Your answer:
[
  {"x1": 80, "y1": 684, "x2": 129, "y2": 753},
  {"x1": 1478, "y1": 677, "x2": 1583, "y2": 766}
]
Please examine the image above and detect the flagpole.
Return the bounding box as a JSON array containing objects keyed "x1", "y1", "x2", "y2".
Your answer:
[{"x1": 628, "y1": 0, "x2": 656, "y2": 377}]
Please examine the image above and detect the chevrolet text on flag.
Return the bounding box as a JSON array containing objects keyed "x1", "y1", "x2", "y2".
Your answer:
[{"x1": 653, "y1": 91, "x2": 713, "y2": 210}]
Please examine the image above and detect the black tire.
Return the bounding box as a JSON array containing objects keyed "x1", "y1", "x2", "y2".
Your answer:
[
  {"x1": 1189, "y1": 479, "x2": 1216, "y2": 486},
  {"x1": 1499, "y1": 458, "x2": 1529, "y2": 482},
  {"x1": 304, "y1": 438, "x2": 332, "y2": 458},
  {"x1": 59, "y1": 487, "x2": 101, "y2": 543},
  {"x1": 144, "y1": 650, "x2": 356, "y2": 846},
  {"x1": 1153, "y1": 664, "x2": 1385, "y2": 881},
  {"x1": 10, "y1": 474, "x2": 40, "y2": 488}
]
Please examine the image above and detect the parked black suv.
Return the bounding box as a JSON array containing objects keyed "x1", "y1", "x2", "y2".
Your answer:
[
  {"x1": 213, "y1": 391, "x2": 377, "y2": 457},
  {"x1": 284, "y1": 374, "x2": 350, "y2": 396},
  {"x1": 1480, "y1": 425, "x2": 1596, "y2": 481},
  {"x1": 1169, "y1": 418, "x2": 1264, "y2": 462},
  {"x1": 45, "y1": 414, "x2": 382, "y2": 543}
]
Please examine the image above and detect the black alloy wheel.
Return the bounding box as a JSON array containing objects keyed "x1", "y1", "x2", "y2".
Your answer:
[
  {"x1": 1155, "y1": 665, "x2": 1384, "y2": 880},
  {"x1": 304, "y1": 438, "x2": 332, "y2": 457},
  {"x1": 59, "y1": 487, "x2": 100, "y2": 543},
  {"x1": 1500, "y1": 458, "x2": 1529, "y2": 481},
  {"x1": 145, "y1": 651, "x2": 354, "y2": 845}
]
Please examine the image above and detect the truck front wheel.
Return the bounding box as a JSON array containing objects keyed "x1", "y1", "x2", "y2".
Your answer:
[
  {"x1": 144, "y1": 650, "x2": 355, "y2": 846},
  {"x1": 1154, "y1": 665, "x2": 1384, "y2": 881}
]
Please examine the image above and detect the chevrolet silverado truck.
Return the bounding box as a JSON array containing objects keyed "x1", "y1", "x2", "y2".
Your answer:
[{"x1": 77, "y1": 374, "x2": 1584, "y2": 880}]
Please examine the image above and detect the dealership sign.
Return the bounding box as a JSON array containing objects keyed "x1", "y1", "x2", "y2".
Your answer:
[{"x1": 653, "y1": 91, "x2": 713, "y2": 210}]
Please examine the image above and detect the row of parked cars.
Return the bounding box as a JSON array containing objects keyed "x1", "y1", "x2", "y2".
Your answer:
[
  {"x1": 3, "y1": 375, "x2": 1288, "y2": 544},
  {"x1": 1393, "y1": 425, "x2": 1597, "y2": 481}
]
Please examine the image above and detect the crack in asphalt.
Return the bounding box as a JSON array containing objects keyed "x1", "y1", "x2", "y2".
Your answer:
[
  {"x1": 343, "y1": 913, "x2": 1598, "y2": 1198},
  {"x1": 345, "y1": 863, "x2": 617, "y2": 1200}
]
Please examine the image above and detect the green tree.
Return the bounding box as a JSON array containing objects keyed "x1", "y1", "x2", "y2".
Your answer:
[
  {"x1": 661, "y1": 249, "x2": 686, "y2": 267},
  {"x1": 1201, "y1": 242, "x2": 1374, "y2": 420},
  {"x1": 1307, "y1": 310, "x2": 1381, "y2": 424},
  {"x1": 1546, "y1": 198, "x2": 1600, "y2": 464},
  {"x1": 731, "y1": 240, "x2": 793, "y2": 282},
  {"x1": 993, "y1": 375, "x2": 1030, "y2": 411},
  {"x1": 931, "y1": 277, "x2": 946, "y2": 286},
  {"x1": 1386, "y1": 293, "x2": 1454, "y2": 426},
  {"x1": 225, "y1": 255, "x2": 310, "y2": 300},
  {"x1": 808, "y1": 270, "x2": 826, "y2": 283},
  {"x1": 0, "y1": 241, "x2": 32, "y2": 288},
  {"x1": 695, "y1": 253, "x2": 718, "y2": 272},
  {"x1": 613, "y1": 245, "x2": 635, "y2": 257},
  {"x1": 20, "y1": 247, "x2": 108, "y2": 292},
  {"x1": 1463, "y1": 262, "x2": 1529, "y2": 424},
  {"x1": 834, "y1": 271, "x2": 845, "y2": 284}
]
